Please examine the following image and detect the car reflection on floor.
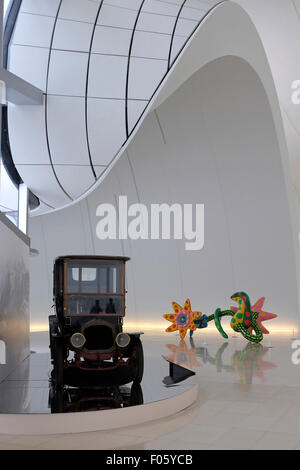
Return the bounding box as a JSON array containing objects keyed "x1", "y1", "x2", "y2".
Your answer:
[
  {"x1": 164, "y1": 338, "x2": 277, "y2": 385},
  {"x1": 49, "y1": 382, "x2": 143, "y2": 414}
]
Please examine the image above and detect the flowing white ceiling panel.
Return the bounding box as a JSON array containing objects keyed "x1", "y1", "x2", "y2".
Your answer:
[{"x1": 7, "y1": 0, "x2": 225, "y2": 210}]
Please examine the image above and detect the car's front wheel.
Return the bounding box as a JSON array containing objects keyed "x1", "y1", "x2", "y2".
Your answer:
[
  {"x1": 130, "y1": 383, "x2": 144, "y2": 405},
  {"x1": 130, "y1": 337, "x2": 144, "y2": 384}
]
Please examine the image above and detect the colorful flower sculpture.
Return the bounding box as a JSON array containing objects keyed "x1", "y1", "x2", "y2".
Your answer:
[
  {"x1": 231, "y1": 296, "x2": 277, "y2": 335},
  {"x1": 164, "y1": 299, "x2": 202, "y2": 339},
  {"x1": 163, "y1": 292, "x2": 277, "y2": 343}
]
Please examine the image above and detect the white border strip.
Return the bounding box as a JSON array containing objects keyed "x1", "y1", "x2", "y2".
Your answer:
[{"x1": 0, "y1": 384, "x2": 198, "y2": 435}]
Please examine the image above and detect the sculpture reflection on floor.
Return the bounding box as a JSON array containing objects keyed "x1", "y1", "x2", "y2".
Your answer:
[
  {"x1": 49, "y1": 382, "x2": 143, "y2": 414},
  {"x1": 191, "y1": 339, "x2": 277, "y2": 384},
  {"x1": 164, "y1": 341, "x2": 201, "y2": 371},
  {"x1": 164, "y1": 339, "x2": 276, "y2": 385},
  {"x1": 164, "y1": 292, "x2": 277, "y2": 343}
]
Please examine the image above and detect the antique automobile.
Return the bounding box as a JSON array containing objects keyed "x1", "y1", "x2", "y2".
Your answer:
[{"x1": 49, "y1": 256, "x2": 144, "y2": 388}]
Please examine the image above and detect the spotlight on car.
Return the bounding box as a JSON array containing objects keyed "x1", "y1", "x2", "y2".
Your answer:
[
  {"x1": 116, "y1": 333, "x2": 130, "y2": 348},
  {"x1": 70, "y1": 332, "x2": 86, "y2": 349}
]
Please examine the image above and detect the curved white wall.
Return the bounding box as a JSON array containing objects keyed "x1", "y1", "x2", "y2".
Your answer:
[{"x1": 28, "y1": 3, "x2": 300, "y2": 332}]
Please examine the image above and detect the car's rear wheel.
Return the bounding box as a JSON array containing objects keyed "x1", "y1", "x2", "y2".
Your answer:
[
  {"x1": 130, "y1": 337, "x2": 144, "y2": 384},
  {"x1": 53, "y1": 339, "x2": 64, "y2": 388},
  {"x1": 49, "y1": 384, "x2": 64, "y2": 413},
  {"x1": 49, "y1": 315, "x2": 57, "y2": 362}
]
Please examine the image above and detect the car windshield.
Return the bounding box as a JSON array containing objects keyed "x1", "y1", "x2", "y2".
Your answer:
[
  {"x1": 65, "y1": 261, "x2": 123, "y2": 315},
  {"x1": 66, "y1": 294, "x2": 122, "y2": 315},
  {"x1": 67, "y1": 261, "x2": 122, "y2": 294}
]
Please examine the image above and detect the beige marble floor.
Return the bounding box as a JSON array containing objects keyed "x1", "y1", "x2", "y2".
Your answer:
[{"x1": 1, "y1": 330, "x2": 300, "y2": 450}]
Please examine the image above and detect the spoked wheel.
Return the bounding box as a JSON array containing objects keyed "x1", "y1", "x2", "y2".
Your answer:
[{"x1": 129, "y1": 337, "x2": 144, "y2": 384}]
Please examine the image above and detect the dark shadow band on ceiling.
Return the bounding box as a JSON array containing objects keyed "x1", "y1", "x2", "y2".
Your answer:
[{"x1": 1, "y1": 0, "x2": 40, "y2": 211}]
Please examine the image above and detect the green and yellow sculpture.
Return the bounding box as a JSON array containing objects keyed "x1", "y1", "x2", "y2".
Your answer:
[{"x1": 164, "y1": 291, "x2": 277, "y2": 343}]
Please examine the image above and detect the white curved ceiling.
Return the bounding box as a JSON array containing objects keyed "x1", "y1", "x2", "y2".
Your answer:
[{"x1": 7, "y1": 0, "x2": 224, "y2": 211}]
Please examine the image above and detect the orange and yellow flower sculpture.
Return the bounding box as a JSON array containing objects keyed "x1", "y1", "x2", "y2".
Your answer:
[{"x1": 164, "y1": 299, "x2": 202, "y2": 339}]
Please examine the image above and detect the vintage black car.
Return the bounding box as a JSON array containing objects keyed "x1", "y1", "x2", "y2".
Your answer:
[{"x1": 49, "y1": 256, "x2": 143, "y2": 388}]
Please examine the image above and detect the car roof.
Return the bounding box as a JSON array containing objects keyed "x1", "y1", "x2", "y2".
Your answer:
[{"x1": 55, "y1": 255, "x2": 130, "y2": 262}]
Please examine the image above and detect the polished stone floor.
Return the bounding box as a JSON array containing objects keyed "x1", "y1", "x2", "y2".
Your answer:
[
  {"x1": 0, "y1": 329, "x2": 300, "y2": 449},
  {"x1": 0, "y1": 332, "x2": 196, "y2": 414}
]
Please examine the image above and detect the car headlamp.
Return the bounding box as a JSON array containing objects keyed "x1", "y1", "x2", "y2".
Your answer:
[
  {"x1": 70, "y1": 332, "x2": 86, "y2": 349},
  {"x1": 115, "y1": 333, "x2": 130, "y2": 348}
]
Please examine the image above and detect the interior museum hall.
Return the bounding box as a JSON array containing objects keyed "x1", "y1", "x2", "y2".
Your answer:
[{"x1": 0, "y1": 0, "x2": 300, "y2": 452}]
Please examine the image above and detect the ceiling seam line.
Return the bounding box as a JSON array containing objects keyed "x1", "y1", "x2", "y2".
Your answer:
[
  {"x1": 125, "y1": 0, "x2": 147, "y2": 139},
  {"x1": 85, "y1": 0, "x2": 106, "y2": 180},
  {"x1": 168, "y1": 0, "x2": 227, "y2": 68},
  {"x1": 126, "y1": 1, "x2": 227, "y2": 141},
  {"x1": 44, "y1": 0, "x2": 73, "y2": 201},
  {"x1": 168, "y1": 0, "x2": 188, "y2": 69},
  {"x1": 105, "y1": 0, "x2": 208, "y2": 14}
]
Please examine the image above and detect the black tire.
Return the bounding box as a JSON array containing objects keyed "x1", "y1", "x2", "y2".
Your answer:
[
  {"x1": 130, "y1": 383, "x2": 144, "y2": 406},
  {"x1": 49, "y1": 315, "x2": 57, "y2": 363},
  {"x1": 130, "y1": 337, "x2": 144, "y2": 384},
  {"x1": 53, "y1": 339, "x2": 64, "y2": 388},
  {"x1": 49, "y1": 384, "x2": 64, "y2": 413}
]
